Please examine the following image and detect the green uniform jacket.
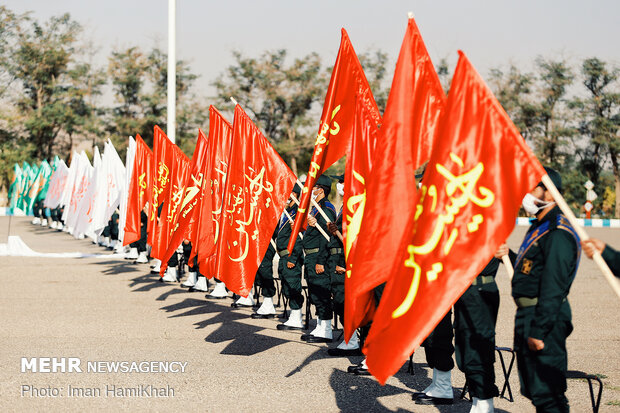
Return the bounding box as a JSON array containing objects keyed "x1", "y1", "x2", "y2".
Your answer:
[
  {"x1": 276, "y1": 205, "x2": 303, "y2": 264},
  {"x1": 327, "y1": 207, "x2": 345, "y2": 268},
  {"x1": 511, "y1": 206, "x2": 580, "y2": 341},
  {"x1": 602, "y1": 245, "x2": 620, "y2": 278},
  {"x1": 301, "y1": 198, "x2": 336, "y2": 266}
]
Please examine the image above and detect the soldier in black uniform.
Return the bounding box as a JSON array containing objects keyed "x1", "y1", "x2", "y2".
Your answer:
[
  {"x1": 276, "y1": 186, "x2": 305, "y2": 330},
  {"x1": 300, "y1": 175, "x2": 336, "y2": 343},
  {"x1": 510, "y1": 167, "x2": 580, "y2": 413},
  {"x1": 581, "y1": 238, "x2": 620, "y2": 277}
]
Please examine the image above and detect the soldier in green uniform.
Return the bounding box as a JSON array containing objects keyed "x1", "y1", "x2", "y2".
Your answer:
[
  {"x1": 327, "y1": 176, "x2": 361, "y2": 356},
  {"x1": 581, "y1": 238, "x2": 620, "y2": 277},
  {"x1": 131, "y1": 209, "x2": 149, "y2": 263},
  {"x1": 251, "y1": 237, "x2": 277, "y2": 318},
  {"x1": 510, "y1": 167, "x2": 580, "y2": 413},
  {"x1": 414, "y1": 310, "x2": 455, "y2": 405},
  {"x1": 301, "y1": 175, "x2": 336, "y2": 343},
  {"x1": 109, "y1": 210, "x2": 120, "y2": 250},
  {"x1": 453, "y1": 257, "x2": 504, "y2": 412},
  {"x1": 276, "y1": 186, "x2": 305, "y2": 330}
]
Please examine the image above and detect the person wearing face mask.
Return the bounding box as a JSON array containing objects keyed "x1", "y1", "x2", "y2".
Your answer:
[
  {"x1": 300, "y1": 174, "x2": 337, "y2": 343},
  {"x1": 276, "y1": 185, "x2": 306, "y2": 330},
  {"x1": 499, "y1": 167, "x2": 581, "y2": 413}
]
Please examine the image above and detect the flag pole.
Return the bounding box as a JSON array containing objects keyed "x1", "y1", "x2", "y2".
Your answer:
[
  {"x1": 282, "y1": 208, "x2": 303, "y2": 240},
  {"x1": 295, "y1": 180, "x2": 344, "y2": 242},
  {"x1": 541, "y1": 174, "x2": 620, "y2": 300},
  {"x1": 501, "y1": 255, "x2": 513, "y2": 279},
  {"x1": 289, "y1": 192, "x2": 329, "y2": 241}
]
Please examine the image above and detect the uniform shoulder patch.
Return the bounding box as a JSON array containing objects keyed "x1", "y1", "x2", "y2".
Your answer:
[{"x1": 521, "y1": 258, "x2": 533, "y2": 275}]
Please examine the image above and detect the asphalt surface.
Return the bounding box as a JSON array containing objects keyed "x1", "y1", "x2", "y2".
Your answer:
[{"x1": 1, "y1": 216, "x2": 619, "y2": 412}]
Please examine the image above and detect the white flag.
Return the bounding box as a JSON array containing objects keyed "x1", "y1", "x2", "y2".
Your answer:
[
  {"x1": 117, "y1": 136, "x2": 136, "y2": 245},
  {"x1": 64, "y1": 151, "x2": 93, "y2": 233},
  {"x1": 44, "y1": 160, "x2": 69, "y2": 209}
]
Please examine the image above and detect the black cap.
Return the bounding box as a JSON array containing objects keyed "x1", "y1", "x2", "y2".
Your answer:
[
  {"x1": 541, "y1": 167, "x2": 562, "y2": 193},
  {"x1": 291, "y1": 184, "x2": 301, "y2": 196},
  {"x1": 331, "y1": 174, "x2": 345, "y2": 183},
  {"x1": 316, "y1": 174, "x2": 332, "y2": 188}
]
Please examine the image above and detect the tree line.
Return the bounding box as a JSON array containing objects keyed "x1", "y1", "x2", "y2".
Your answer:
[{"x1": 0, "y1": 7, "x2": 618, "y2": 217}]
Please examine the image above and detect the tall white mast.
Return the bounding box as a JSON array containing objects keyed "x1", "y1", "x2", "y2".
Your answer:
[{"x1": 167, "y1": 0, "x2": 176, "y2": 143}]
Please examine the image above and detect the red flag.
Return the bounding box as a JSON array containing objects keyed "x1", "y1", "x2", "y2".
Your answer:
[
  {"x1": 160, "y1": 129, "x2": 200, "y2": 276},
  {"x1": 123, "y1": 134, "x2": 153, "y2": 246},
  {"x1": 341, "y1": 96, "x2": 380, "y2": 340},
  {"x1": 160, "y1": 129, "x2": 210, "y2": 272},
  {"x1": 195, "y1": 107, "x2": 233, "y2": 275},
  {"x1": 147, "y1": 126, "x2": 173, "y2": 253},
  {"x1": 364, "y1": 51, "x2": 546, "y2": 384},
  {"x1": 151, "y1": 142, "x2": 191, "y2": 260},
  {"x1": 345, "y1": 18, "x2": 446, "y2": 342},
  {"x1": 287, "y1": 28, "x2": 381, "y2": 254},
  {"x1": 215, "y1": 105, "x2": 295, "y2": 297}
]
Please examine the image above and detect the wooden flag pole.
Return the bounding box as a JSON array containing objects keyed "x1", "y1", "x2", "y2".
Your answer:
[
  {"x1": 295, "y1": 179, "x2": 344, "y2": 242},
  {"x1": 282, "y1": 208, "x2": 303, "y2": 240},
  {"x1": 502, "y1": 255, "x2": 514, "y2": 280},
  {"x1": 541, "y1": 174, "x2": 620, "y2": 300},
  {"x1": 289, "y1": 192, "x2": 330, "y2": 241}
]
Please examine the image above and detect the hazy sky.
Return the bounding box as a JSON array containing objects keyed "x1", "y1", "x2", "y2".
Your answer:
[{"x1": 5, "y1": 0, "x2": 620, "y2": 100}]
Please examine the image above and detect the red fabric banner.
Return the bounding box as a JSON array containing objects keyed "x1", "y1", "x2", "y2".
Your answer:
[
  {"x1": 342, "y1": 96, "x2": 380, "y2": 340},
  {"x1": 287, "y1": 28, "x2": 381, "y2": 254},
  {"x1": 147, "y1": 126, "x2": 172, "y2": 253},
  {"x1": 215, "y1": 105, "x2": 295, "y2": 297},
  {"x1": 156, "y1": 142, "x2": 191, "y2": 272},
  {"x1": 158, "y1": 132, "x2": 193, "y2": 276},
  {"x1": 160, "y1": 129, "x2": 209, "y2": 273},
  {"x1": 345, "y1": 17, "x2": 446, "y2": 342},
  {"x1": 195, "y1": 106, "x2": 233, "y2": 275},
  {"x1": 123, "y1": 134, "x2": 153, "y2": 246},
  {"x1": 364, "y1": 51, "x2": 546, "y2": 384}
]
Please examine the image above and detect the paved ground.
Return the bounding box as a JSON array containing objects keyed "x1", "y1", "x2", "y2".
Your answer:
[{"x1": 1, "y1": 216, "x2": 619, "y2": 412}]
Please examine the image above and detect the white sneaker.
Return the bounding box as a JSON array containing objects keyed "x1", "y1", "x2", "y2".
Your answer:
[
  {"x1": 162, "y1": 267, "x2": 178, "y2": 282},
  {"x1": 282, "y1": 309, "x2": 303, "y2": 328},
  {"x1": 40, "y1": 219, "x2": 48, "y2": 226},
  {"x1": 32, "y1": 217, "x2": 41, "y2": 225},
  {"x1": 314, "y1": 318, "x2": 332, "y2": 340},
  {"x1": 470, "y1": 397, "x2": 494, "y2": 413},
  {"x1": 150, "y1": 258, "x2": 160, "y2": 269},
  {"x1": 308, "y1": 318, "x2": 325, "y2": 337},
  {"x1": 192, "y1": 276, "x2": 209, "y2": 292},
  {"x1": 151, "y1": 260, "x2": 161, "y2": 273},
  {"x1": 426, "y1": 368, "x2": 453, "y2": 399},
  {"x1": 256, "y1": 297, "x2": 276, "y2": 315},
  {"x1": 209, "y1": 282, "x2": 228, "y2": 298},
  {"x1": 182, "y1": 272, "x2": 197, "y2": 287},
  {"x1": 337, "y1": 331, "x2": 360, "y2": 350},
  {"x1": 113, "y1": 242, "x2": 125, "y2": 254},
  {"x1": 135, "y1": 251, "x2": 148, "y2": 264},
  {"x1": 235, "y1": 294, "x2": 255, "y2": 307}
]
